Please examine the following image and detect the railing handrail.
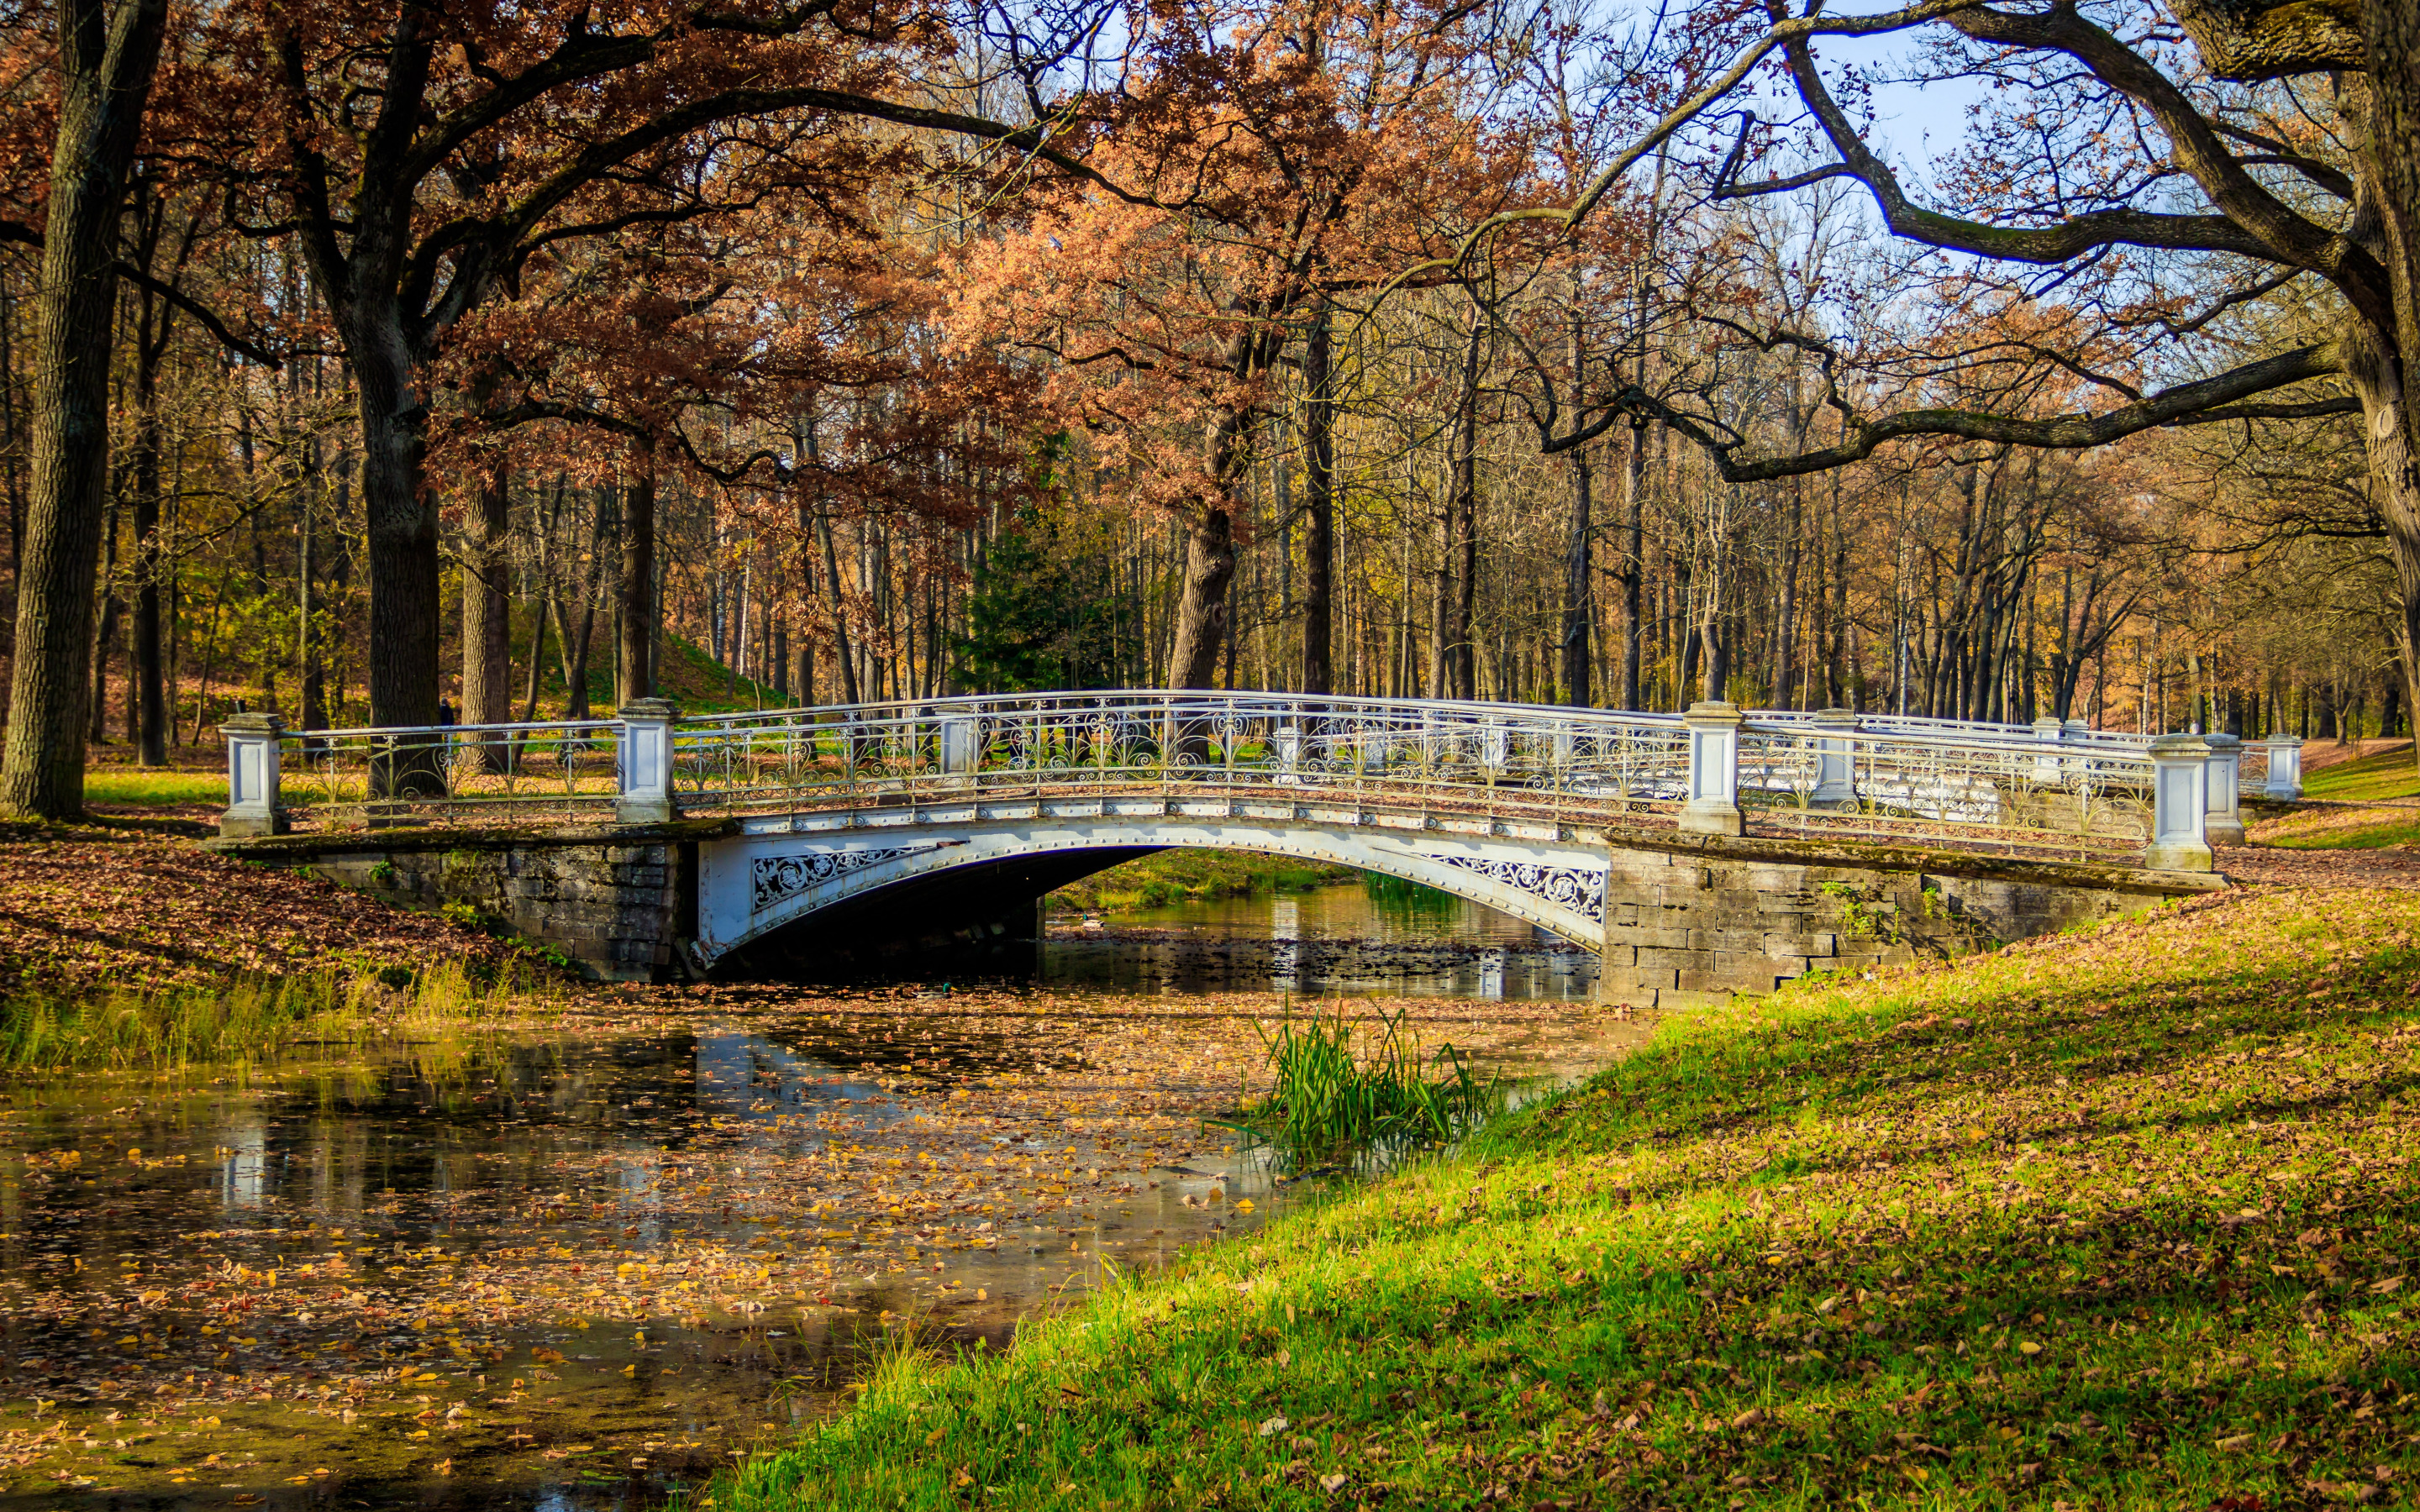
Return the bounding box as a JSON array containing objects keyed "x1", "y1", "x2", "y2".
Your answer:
[{"x1": 282, "y1": 717, "x2": 623, "y2": 741}]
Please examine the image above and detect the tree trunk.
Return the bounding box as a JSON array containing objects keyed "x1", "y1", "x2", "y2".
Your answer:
[
  {"x1": 1443, "y1": 324, "x2": 1481, "y2": 701},
  {"x1": 89, "y1": 503, "x2": 118, "y2": 744},
  {"x1": 460, "y1": 462, "x2": 512, "y2": 759},
  {"x1": 1301, "y1": 301, "x2": 1335, "y2": 696},
  {"x1": 519, "y1": 594, "x2": 549, "y2": 722},
  {"x1": 1559, "y1": 309, "x2": 1592, "y2": 708},
  {"x1": 1617, "y1": 418, "x2": 1646, "y2": 711},
  {"x1": 1774, "y1": 484, "x2": 1803, "y2": 710},
  {"x1": 1165, "y1": 502, "x2": 1237, "y2": 688},
  {"x1": 1167, "y1": 405, "x2": 1244, "y2": 690},
  {"x1": 0, "y1": 0, "x2": 169, "y2": 819},
  {"x1": 617, "y1": 436, "x2": 657, "y2": 706},
  {"x1": 350, "y1": 326, "x2": 440, "y2": 727},
  {"x1": 131, "y1": 423, "x2": 166, "y2": 764}
]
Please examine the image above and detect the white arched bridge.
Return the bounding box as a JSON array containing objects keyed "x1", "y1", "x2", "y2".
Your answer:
[{"x1": 211, "y1": 691, "x2": 2274, "y2": 984}]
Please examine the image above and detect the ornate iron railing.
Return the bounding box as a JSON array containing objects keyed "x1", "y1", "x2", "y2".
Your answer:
[
  {"x1": 238, "y1": 691, "x2": 2192, "y2": 862},
  {"x1": 1736, "y1": 722, "x2": 2154, "y2": 853},
  {"x1": 666, "y1": 692, "x2": 1695, "y2": 828},
  {"x1": 275, "y1": 718, "x2": 623, "y2": 827}
]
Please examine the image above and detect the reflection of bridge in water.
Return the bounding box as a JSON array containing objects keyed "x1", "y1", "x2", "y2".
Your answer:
[{"x1": 210, "y1": 692, "x2": 2271, "y2": 993}]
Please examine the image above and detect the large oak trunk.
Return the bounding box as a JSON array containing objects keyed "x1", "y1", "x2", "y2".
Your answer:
[
  {"x1": 1559, "y1": 311, "x2": 1593, "y2": 706},
  {"x1": 0, "y1": 0, "x2": 168, "y2": 819},
  {"x1": 1165, "y1": 506, "x2": 1237, "y2": 689},
  {"x1": 349, "y1": 318, "x2": 444, "y2": 797},
  {"x1": 1168, "y1": 404, "x2": 1244, "y2": 691}
]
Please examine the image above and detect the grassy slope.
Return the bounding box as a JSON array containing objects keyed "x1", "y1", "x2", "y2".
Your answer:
[
  {"x1": 2262, "y1": 813, "x2": 2420, "y2": 851},
  {"x1": 732, "y1": 890, "x2": 2420, "y2": 1510},
  {"x1": 2303, "y1": 745, "x2": 2420, "y2": 805}
]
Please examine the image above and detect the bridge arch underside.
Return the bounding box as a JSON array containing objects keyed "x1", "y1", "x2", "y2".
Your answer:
[{"x1": 693, "y1": 819, "x2": 1609, "y2": 977}]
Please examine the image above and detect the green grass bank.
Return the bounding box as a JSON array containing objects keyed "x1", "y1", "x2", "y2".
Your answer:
[
  {"x1": 0, "y1": 958, "x2": 552, "y2": 1074},
  {"x1": 1046, "y1": 851, "x2": 1360, "y2": 915},
  {"x1": 728, "y1": 888, "x2": 2420, "y2": 1509}
]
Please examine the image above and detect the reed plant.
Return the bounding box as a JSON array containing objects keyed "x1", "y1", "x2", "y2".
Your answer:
[
  {"x1": 1237, "y1": 1002, "x2": 1502, "y2": 1160},
  {"x1": 0, "y1": 958, "x2": 548, "y2": 1074}
]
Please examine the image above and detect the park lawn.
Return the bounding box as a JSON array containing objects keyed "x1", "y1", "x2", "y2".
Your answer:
[
  {"x1": 729, "y1": 889, "x2": 2420, "y2": 1510},
  {"x1": 2303, "y1": 744, "x2": 2420, "y2": 803}
]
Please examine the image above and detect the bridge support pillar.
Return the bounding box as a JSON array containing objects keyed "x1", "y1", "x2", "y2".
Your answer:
[
  {"x1": 2202, "y1": 732, "x2": 2245, "y2": 846},
  {"x1": 616, "y1": 699, "x2": 681, "y2": 825},
  {"x1": 2146, "y1": 734, "x2": 2213, "y2": 872},
  {"x1": 218, "y1": 713, "x2": 288, "y2": 838},
  {"x1": 1679, "y1": 701, "x2": 1744, "y2": 837},
  {"x1": 2263, "y1": 733, "x2": 2304, "y2": 800}
]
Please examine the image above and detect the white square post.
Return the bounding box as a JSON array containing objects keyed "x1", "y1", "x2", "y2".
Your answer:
[
  {"x1": 2032, "y1": 715, "x2": 2065, "y2": 783},
  {"x1": 1479, "y1": 718, "x2": 1508, "y2": 780},
  {"x1": 617, "y1": 698, "x2": 681, "y2": 825},
  {"x1": 2202, "y1": 732, "x2": 2245, "y2": 846},
  {"x1": 939, "y1": 714, "x2": 981, "y2": 787},
  {"x1": 1274, "y1": 724, "x2": 1302, "y2": 786},
  {"x1": 219, "y1": 713, "x2": 288, "y2": 837},
  {"x1": 2264, "y1": 733, "x2": 2304, "y2": 800},
  {"x1": 1680, "y1": 701, "x2": 1744, "y2": 836},
  {"x1": 1811, "y1": 707, "x2": 1858, "y2": 806},
  {"x1": 2146, "y1": 733, "x2": 2213, "y2": 872}
]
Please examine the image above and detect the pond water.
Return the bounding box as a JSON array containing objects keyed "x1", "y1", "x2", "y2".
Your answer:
[
  {"x1": 0, "y1": 881, "x2": 1639, "y2": 1509},
  {"x1": 1043, "y1": 877, "x2": 1601, "y2": 1001}
]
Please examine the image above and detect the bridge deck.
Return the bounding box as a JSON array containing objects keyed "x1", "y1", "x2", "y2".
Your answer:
[{"x1": 215, "y1": 690, "x2": 2286, "y2": 875}]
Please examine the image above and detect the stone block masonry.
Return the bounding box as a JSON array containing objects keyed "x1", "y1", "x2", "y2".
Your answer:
[
  {"x1": 1592, "y1": 823, "x2": 2224, "y2": 1009},
  {"x1": 205, "y1": 819, "x2": 733, "y2": 983}
]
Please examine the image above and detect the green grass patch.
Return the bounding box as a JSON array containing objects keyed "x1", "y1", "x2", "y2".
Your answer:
[
  {"x1": 81, "y1": 769, "x2": 227, "y2": 807},
  {"x1": 1048, "y1": 851, "x2": 1361, "y2": 915},
  {"x1": 727, "y1": 890, "x2": 2420, "y2": 1509},
  {"x1": 2302, "y1": 743, "x2": 2420, "y2": 802},
  {"x1": 0, "y1": 958, "x2": 550, "y2": 1073}
]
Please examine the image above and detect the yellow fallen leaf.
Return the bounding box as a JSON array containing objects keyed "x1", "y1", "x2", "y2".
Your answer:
[
  {"x1": 2018, "y1": 1341, "x2": 2043, "y2": 1356},
  {"x1": 1234, "y1": 1199, "x2": 1255, "y2": 1212}
]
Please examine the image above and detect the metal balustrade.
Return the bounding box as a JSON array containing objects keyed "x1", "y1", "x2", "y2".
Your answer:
[{"x1": 215, "y1": 691, "x2": 2262, "y2": 872}]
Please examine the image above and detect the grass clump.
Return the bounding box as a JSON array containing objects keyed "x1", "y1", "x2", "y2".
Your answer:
[
  {"x1": 1232, "y1": 1004, "x2": 1501, "y2": 1164},
  {"x1": 725, "y1": 889, "x2": 2420, "y2": 1510},
  {"x1": 0, "y1": 959, "x2": 545, "y2": 1073}
]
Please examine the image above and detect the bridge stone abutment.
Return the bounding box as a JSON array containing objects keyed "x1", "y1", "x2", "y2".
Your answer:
[
  {"x1": 205, "y1": 820, "x2": 734, "y2": 982},
  {"x1": 1587, "y1": 825, "x2": 2223, "y2": 1008},
  {"x1": 208, "y1": 816, "x2": 2225, "y2": 991}
]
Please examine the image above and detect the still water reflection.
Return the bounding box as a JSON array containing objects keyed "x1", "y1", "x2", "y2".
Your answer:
[
  {"x1": 1044, "y1": 877, "x2": 1600, "y2": 1000},
  {"x1": 0, "y1": 878, "x2": 1630, "y2": 1509}
]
